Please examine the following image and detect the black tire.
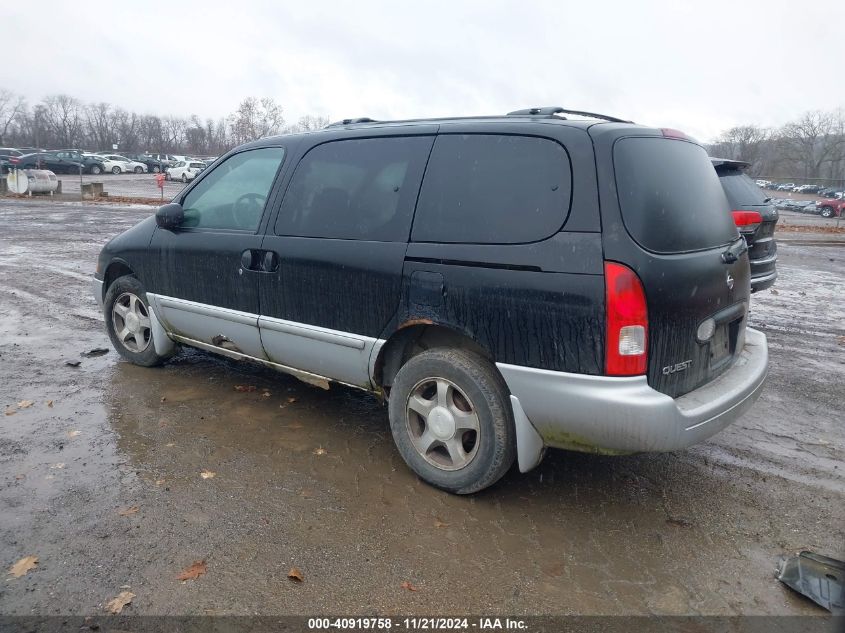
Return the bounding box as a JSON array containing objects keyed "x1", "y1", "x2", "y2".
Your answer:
[
  {"x1": 111, "y1": 166, "x2": 121, "y2": 175},
  {"x1": 103, "y1": 275, "x2": 170, "y2": 367},
  {"x1": 90, "y1": 164, "x2": 102, "y2": 175},
  {"x1": 820, "y1": 206, "x2": 834, "y2": 218},
  {"x1": 134, "y1": 166, "x2": 143, "y2": 174},
  {"x1": 181, "y1": 173, "x2": 188, "y2": 183},
  {"x1": 152, "y1": 165, "x2": 161, "y2": 173},
  {"x1": 388, "y1": 348, "x2": 516, "y2": 494}
]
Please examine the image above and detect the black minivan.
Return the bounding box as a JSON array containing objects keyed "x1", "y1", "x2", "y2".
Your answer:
[{"x1": 92, "y1": 107, "x2": 769, "y2": 494}]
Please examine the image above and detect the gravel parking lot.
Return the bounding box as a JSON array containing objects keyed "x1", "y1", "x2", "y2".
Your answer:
[{"x1": 0, "y1": 199, "x2": 842, "y2": 617}]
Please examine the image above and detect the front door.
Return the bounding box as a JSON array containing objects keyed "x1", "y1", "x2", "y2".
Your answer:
[
  {"x1": 148, "y1": 146, "x2": 286, "y2": 359},
  {"x1": 259, "y1": 134, "x2": 434, "y2": 387}
]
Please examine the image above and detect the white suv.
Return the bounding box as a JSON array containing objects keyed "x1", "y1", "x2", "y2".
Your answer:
[{"x1": 166, "y1": 161, "x2": 206, "y2": 183}]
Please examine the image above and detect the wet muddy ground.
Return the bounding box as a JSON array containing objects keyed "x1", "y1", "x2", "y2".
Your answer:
[{"x1": 0, "y1": 200, "x2": 842, "y2": 616}]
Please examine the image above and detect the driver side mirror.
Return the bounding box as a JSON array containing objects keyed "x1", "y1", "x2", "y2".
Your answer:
[{"x1": 155, "y1": 202, "x2": 184, "y2": 229}]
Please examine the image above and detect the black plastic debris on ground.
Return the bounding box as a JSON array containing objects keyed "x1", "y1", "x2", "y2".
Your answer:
[
  {"x1": 81, "y1": 348, "x2": 109, "y2": 358},
  {"x1": 777, "y1": 550, "x2": 845, "y2": 614}
]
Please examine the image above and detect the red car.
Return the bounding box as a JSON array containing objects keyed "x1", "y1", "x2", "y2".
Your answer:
[{"x1": 817, "y1": 197, "x2": 844, "y2": 218}]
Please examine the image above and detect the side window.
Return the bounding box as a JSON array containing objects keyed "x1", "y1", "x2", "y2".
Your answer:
[
  {"x1": 411, "y1": 134, "x2": 572, "y2": 244},
  {"x1": 275, "y1": 136, "x2": 433, "y2": 241},
  {"x1": 180, "y1": 147, "x2": 285, "y2": 231}
]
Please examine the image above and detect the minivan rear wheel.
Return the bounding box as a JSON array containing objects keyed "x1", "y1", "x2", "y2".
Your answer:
[
  {"x1": 104, "y1": 275, "x2": 170, "y2": 367},
  {"x1": 388, "y1": 348, "x2": 516, "y2": 494}
]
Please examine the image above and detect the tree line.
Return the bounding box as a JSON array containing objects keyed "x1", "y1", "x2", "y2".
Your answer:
[
  {"x1": 0, "y1": 88, "x2": 330, "y2": 156},
  {"x1": 706, "y1": 108, "x2": 845, "y2": 182}
]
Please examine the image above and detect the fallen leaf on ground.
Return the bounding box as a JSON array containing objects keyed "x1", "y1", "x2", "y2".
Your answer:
[
  {"x1": 837, "y1": 335, "x2": 845, "y2": 346},
  {"x1": 8, "y1": 556, "x2": 38, "y2": 578},
  {"x1": 771, "y1": 289, "x2": 779, "y2": 295},
  {"x1": 160, "y1": 397, "x2": 166, "y2": 403},
  {"x1": 65, "y1": 361, "x2": 81, "y2": 367},
  {"x1": 177, "y1": 560, "x2": 207, "y2": 581},
  {"x1": 200, "y1": 470, "x2": 216, "y2": 479},
  {"x1": 666, "y1": 517, "x2": 693, "y2": 528},
  {"x1": 287, "y1": 567, "x2": 304, "y2": 582},
  {"x1": 106, "y1": 590, "x2": 135, "y2": 614},
  {"x1": 47, "y1": 400, "x2": 54, "y2": 408},
  {"x1": 400, "y1": 581, "x2": 418, "y2": 592},
  {"x1": 285, "y1": 421, "x2": 304, "y2": 429},
  {"x1": 15, "y1": 474, "x2": 25, "y2": 480},
  {"x1": 67, "y1": 430, "x2": 80, "y2": 438},
  {"x1": 82, "y1": 348, "x2": 109, "y2": 358},
  {"x1": 17, "y1": 400, "x2": 34, "y2": 409},
  {"x1": 299, "y1": 488, "x2": 314, "y2": 498},
  {"x1": 262, "y1": 391, "x2": 271, "y2": 398},
  {"x1": 313, "y1": 446, "x2": 327, "y2": 456},
  {"x1": 50, "y1": 463, "x2": 65, "y2": 469},
  {"x1": 433, "y1": 518, "x2": 449, "y2": 528},
  {"x1": 118, "y1": 506, "x2": 139, "y2": 516},
  {"x1": 155, "y1": 479, "x2": 165, "y2": 486},
  {"x1": 234, "y1": 385, "x2": 257, "y2": 392},
  {"x1": 286, "y1": 396, "x2": 297, "y2": 404},
  {"x1": 165, "y1": 443, "x2": 175, "y2": 447},
  {"x1": 4, "y1": 410, "x2": 15, "y2": 417}
]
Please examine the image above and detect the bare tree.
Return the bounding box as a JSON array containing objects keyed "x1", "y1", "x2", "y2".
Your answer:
[
  {"x1": 0, "y1": 89, "x2": 27, "y2": 146},
  {"x1": 777, "y1": 110, "x2": 845, "y2": 179},
  {"x1": 288, "y1": 114, "x2": 331, "y2": 133},
  {"x1": 40, "y1": 94, "x2": 84, "y2": 148},
  {"x1": 710, "y1": 125, "x2": 772, "y2": 174},
  {"x1": 228, "y1": 97, "x2": 284, "y2": 144}
]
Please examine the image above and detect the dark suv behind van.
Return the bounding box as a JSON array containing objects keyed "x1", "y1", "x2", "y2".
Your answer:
[
  {"x1": 92, "y1": 107, "x2": 769, "y2": 494},
  {"x1": 711, "y1": 158, "x2": 778, "y2": 292}
]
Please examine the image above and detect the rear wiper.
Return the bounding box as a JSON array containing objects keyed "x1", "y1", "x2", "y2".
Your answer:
[{"x1": 721, "y1": 239, "x2": 748, "y2": 264}]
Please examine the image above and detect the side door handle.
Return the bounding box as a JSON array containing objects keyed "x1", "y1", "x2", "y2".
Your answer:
[
  {"x1": 241, "y1": 249, "x2": 262, "y2": 271},
  {"x1": 261, "y1": 251, "x2": 279, "y2": 273}
]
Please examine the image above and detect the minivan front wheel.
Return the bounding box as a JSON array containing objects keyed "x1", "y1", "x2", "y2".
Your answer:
[
  {"x1": 388, "y1": 348, "x2": 516, "y2": 494},
  {"x1": 819, "y1": 206, "x2": 834, "y2": 218},
  {"x1": 104, "y1": 275, "x2": 170, "y2": 367}
]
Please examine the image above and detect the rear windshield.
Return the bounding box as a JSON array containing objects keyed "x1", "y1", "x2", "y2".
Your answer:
[
  {"x1": 717, "y1": 170, "x2": 769, "y2": 206},
  {"x1": 614, "y1": 137, "x2": 738, "y2": 253}
]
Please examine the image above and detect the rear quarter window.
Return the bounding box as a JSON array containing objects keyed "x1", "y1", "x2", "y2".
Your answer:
[
  {"x1": 411, "y1": 134, "x2": 572, "y2": 244},
  {"x1": 614, "y1": 137, "x2": 738, "y2": 253}
]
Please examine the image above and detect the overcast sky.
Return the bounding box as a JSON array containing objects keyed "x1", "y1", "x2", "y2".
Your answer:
[{"x1": 2, "y1": 0, "x2": 843, "y2": 142}]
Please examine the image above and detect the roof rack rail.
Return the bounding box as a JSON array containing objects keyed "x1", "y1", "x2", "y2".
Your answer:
[
  {"x1": 506, "y1": 106, "x2": 631, "y2": 124},
  {"x1": 325, "y1": 117, "x2": 379, "y2": 128}
]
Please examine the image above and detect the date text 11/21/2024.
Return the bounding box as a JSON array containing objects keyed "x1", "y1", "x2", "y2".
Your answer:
[{"x1": 307, "y1": 617, "x2": 528, "y2": 630}]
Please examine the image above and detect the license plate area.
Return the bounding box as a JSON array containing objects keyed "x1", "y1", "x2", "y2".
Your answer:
[{"x1": 710, "y1": 318, "x2": 742, "y2": 370}]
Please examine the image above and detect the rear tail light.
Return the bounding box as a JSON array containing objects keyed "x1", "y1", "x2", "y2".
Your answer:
[
  {"x1": 732, "y1": 210, "x2": 762, "y2": 234},
  {"x1": 605, "y1": 262, "x2": 648, "y2": 376},
  {"x1": 10, "y1": 157, "x2": 19, "y2": 164}
]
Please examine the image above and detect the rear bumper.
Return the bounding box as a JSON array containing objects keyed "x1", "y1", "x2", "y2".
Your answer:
[{"x1": 498, "y1": 327, "x2": 768, "y2": 457}]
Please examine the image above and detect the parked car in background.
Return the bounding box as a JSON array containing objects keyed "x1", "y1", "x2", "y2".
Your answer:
[
  {"x1": 100, "y1": 155, "x2": 148, "y2": 174},
  {"x1": 14, "y1": 152, "x2": 84, "y2": 174},
  {"x1": 775, "y1": 183, "x2": 796, "y2": 191},
  {"x1": 818, "y1": 187, "x2": 843, "y2": 198},
  {"x1": 93, "y1": 109, "x2": 769, "y2": 493},
  {"x1": 165, "y1": 160, "x2": 206, "y2": 182},
  {"x1": 0, "y1": 147, "x2": 22, "y2": 157},
  {"x1": 53, "y1": 149, "x2": 106, "y2": 174},
  {"x1": 124, "y1": 153, "x2": 166, "y2": 173},
  {"x1": 817, "y1": 197, "x2": 845, "y2": 218},
  {"x1": 712, "y1": 158, "x2": 778, "y2": 292},
  {"x1": 146, "y1": 153, "x2": 179, "y2": 169},
  {"x1": 782, "y1": 200, "x2": 817, "y2": 213},
  {"x1": 755, "y1": 179, "x2": 771, "y2": 188}
]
